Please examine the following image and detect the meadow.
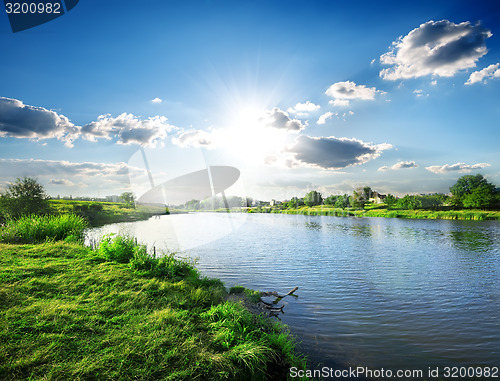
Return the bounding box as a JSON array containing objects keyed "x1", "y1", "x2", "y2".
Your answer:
[
  {"x1": 0, "y1": 215, "x2": 307, "y2": 380},
  {"x1": 49, "y1": 199, "x2": 167, "y2": 226}
]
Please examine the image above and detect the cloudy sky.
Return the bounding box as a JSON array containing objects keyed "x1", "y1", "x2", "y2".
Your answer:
[{"x1": 1, "y1": 0, "x2": 499, "y2": 201}]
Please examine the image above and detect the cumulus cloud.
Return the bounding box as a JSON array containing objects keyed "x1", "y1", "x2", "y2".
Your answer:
[
  {"x1": 0, "y1": 98, "x2": 177, "y2": 148},
  {"x1": 325, "y1": 81, "x2": 380, "y2": 101},
  {"x1": 261, "y1": 107, "x2": 306, "y2": 132},
  {"x1": 287, "y1": 101, "x2": 320, "y2": 116},
  {"x1": 82, "y1": 113, "x2": 175, "y2": 147},
  {"x1": 425, "y1": 162, "x2": 490, "y2": 174},
  {"x1": 171, "y1": 129, "x2": 214, "y2": 149},
  {"x1": 286, "y1": 135, "x2": 392, "y2": 170},
  {"x1": 317, "y1": 111, "x2": 334, "y2": 125},
  {"x1": 151, "y1": 97, "x2": 162, "y2": 104},
  {"x1": 378, "y1": 161, "x2": 418, "y2": 171},
  {"x1": 0, "y1": 97, "x2": 79, "y2": 147},
  {"x1": 465, "y1": 63, "x2": 500, "y2": 85},
  {"x1": 380, "y1": 20, "x2": 492, "y2": 80}
]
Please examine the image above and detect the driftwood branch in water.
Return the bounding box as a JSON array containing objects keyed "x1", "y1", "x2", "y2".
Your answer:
[{"x1": 258, "y1": 287, "x2": 298, "y2": 316}]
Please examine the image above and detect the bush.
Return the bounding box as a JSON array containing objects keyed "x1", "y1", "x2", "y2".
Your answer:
[{"x1": 95, "y1": 234, "x2": 199, "y2": 280}]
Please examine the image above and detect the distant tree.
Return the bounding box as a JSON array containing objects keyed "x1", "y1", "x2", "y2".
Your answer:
[
  {"x1": 334, "y1": 194, "x2": 350, "y2": 209},
  {"x1": 350, "y1": 187, "x2": 369, "y2": 209},
  {"x1": 462, "y1": 185, "x2": 495, "y2": 209},
  {"x1": 324, "y1": 195, "x2": 338, "y2": 205},
  {"x1": 185, "y1": 199, "x2": 200, "y2": 210},
  {"x1": 396, "y1": 195, "x2": 422, "y2": 210},
  {"x1": 418, "y1": 193, "x2": 448, "y2": 209},
  {"x1": 120, "y1": 192, "x2": 136, "y2": 208},
  {"x1": 449, "y1": 174, "x2": 496, "y2": 209},
  {"x1": 0, "y1": 177, "x2": 51, "y2": 219},
  {"x1": 304, "y1": 191, "x2": 323, "y2": 207},
  {"x1": 240, "y1": 197, "x2": 254, "y2": 207},
  {"x1": 286, "y1": 196, "x2": 304, "y2": 209},
  {"x1": 385, "y1": 194, "x2": 397, "y2": 207}
]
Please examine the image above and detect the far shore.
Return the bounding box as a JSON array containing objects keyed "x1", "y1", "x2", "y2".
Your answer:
[{"x1": 174, "y1": 205, "x2": 500, "y2": 221}]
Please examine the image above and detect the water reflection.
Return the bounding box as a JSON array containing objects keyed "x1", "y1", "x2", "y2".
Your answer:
[{"x1": 448, "y1": 228, "x2": 497, "y2": 252}]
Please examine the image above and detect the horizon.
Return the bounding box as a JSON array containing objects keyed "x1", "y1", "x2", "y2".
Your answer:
[{"x1": 1, "y1": 1, "x2": 499, "y2": 201}]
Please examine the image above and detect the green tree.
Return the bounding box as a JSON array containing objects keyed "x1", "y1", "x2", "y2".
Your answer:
[
  {"x1": 185, "y1": 199, "x2": 200, "y2": 210},
  {"x1": 350, "y1": 187, "x2": 369, "y2": 209},
  {"x1": 334, "y1": 194, "x2": 350, "y2": 209},
  {"x1": 304, "y1": 191, "x2": 323, "y2": 207},
  {"x1": 0, "y1": 177, "x2": 51, "y2": 219},
  {"x1": 462, "y1": 185, "x2": 495, "y2": 209},
  {"x1": 449, "y1": 174, "x2": 496, "y2": 209},
  {"x1": 385, "y1": 194, "x2": 397, "y2": 207},
  {"x1": 324, "y1": 195, "x2": 338, "y2": 205},
  {"x1": 286, "y1": 197, "x2": 304, "y2": 209},
  {"x1": 120, "y1": 192, "x2": 136, "y2": 208},
  {"x1": 396, "y1": 195, "x2": 422, "y2": 210}
]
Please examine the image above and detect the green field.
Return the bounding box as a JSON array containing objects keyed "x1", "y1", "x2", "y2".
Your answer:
[
  {"x1": 49, "y1": 199, "x2": 167, "y2": 226},
  {"x1": 0, "y1": 218, "x2": 307, "y2": 380}
]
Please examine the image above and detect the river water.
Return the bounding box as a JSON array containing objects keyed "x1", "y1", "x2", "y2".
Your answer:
[{"x1": 86, "y1": 213, "x2": 500, "y2": 375}]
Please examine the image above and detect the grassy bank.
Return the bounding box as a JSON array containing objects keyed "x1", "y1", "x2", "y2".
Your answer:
[
  {"x1": 247, "y1": 205, "x2": 500, "y2": 220},
  {"x1": 49, "y1": 200, "x2": 167, "y2": 226},
  {"x1": 0, "y1": 219, "x2": 307, "y2": 380}
]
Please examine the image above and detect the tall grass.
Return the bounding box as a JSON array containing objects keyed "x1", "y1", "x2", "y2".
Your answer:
[{"x1": 0, "y1": 214, "x2": 88, "y2": 244}]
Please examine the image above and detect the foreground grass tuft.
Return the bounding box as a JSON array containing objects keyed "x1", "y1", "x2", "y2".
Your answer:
[{"x1": 0, "y1": 237, "x2": 307, "y2": 380}]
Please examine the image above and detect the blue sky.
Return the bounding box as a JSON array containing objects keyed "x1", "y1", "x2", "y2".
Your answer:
[{"x1": 0, "y1": 0, "x2": 499, "y2": 201}]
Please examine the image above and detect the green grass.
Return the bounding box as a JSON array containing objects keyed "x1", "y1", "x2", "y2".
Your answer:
[
  {"x1": 0, "y1": 235, "x2": 308, "y2": 380},
  {"x1": 49, "y1": 199, "x2": 166, "y2": 226},
  {"x1": 229, "y1": 285, "x2": 262, "y2": 304},
  {"x1": 0, "y1": 214, "x2": 88, "y2": 244}
]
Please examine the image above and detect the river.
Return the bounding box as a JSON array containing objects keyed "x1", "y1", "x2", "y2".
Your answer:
[{"x1": 86, "y1": 213, "x2": 500, "y2": 375}]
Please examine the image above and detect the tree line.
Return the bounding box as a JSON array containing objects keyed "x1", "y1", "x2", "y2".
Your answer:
[{"x1": 273, "y1": 174, "x2": 500, "y2": 211}]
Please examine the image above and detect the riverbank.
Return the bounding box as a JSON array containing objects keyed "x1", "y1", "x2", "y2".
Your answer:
[
  {"x1": 49, "y1": 200, "x2": 168, "y2": 226},
  {"x1": 247, "y1": 205, "x2": 500, "y2": 220},
  {"x1": 0, "y1": 229, "x2": 308, "y2": 380}
]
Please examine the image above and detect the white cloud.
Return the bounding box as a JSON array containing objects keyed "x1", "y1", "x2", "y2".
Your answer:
[
  {"x1": 425, "y1": 162, "x2": 490, "y2": 174},
  {"x1": 378, "y1": 161, "x2": 418, "y2": 171},
  {"x1": 325, "y1": 81, "x2": 380, "y2": 101},
  {"x1": 465, "y1": 63, "x2": 500, "y2": 85},
  {"x1": 82, "y1": 113, "x2": 175, "y2": 147},
  {"x1": 171, "y1": 129, "x2": 214, "y2": 149},
  {"x1": 0, "y1": 97, "x2": 177, "y2": 148},
  {"x1": 151, "y1": 97, "x2": 163, "y2": 104},
  {"x1": 0, "y1": 158, "x2": 130, "y2": 178},
  {"x1": 380, "y1": 20, "x2": 492, "y2": 80},
  {"x1": 0, "y1": 158, "x2": 137, "y2": 195},
  {"x1": 286, "y1": 135, "x2": 392, "y2": 170},
  {"x1": 413, "y1": 89, "x2": 428, "y2": 97},
  {"x1": 49, "y1": 178, "x2": 77, "y2": 186},
  {"x1": 328, "y1": 99, "x2": 350, "y2": 107},
  {"x1": 0, "y1": 97, "x2": 79, "y2": 147},
  {"x1": 317, "y1": 111, "x2": 334, "y2": 125},
  {"x1": 287, "y1": 101, "x2": 320, "y2": 115},
  {"x1": 261, "y1": 107, "x2": 306, "y2": 132}
]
